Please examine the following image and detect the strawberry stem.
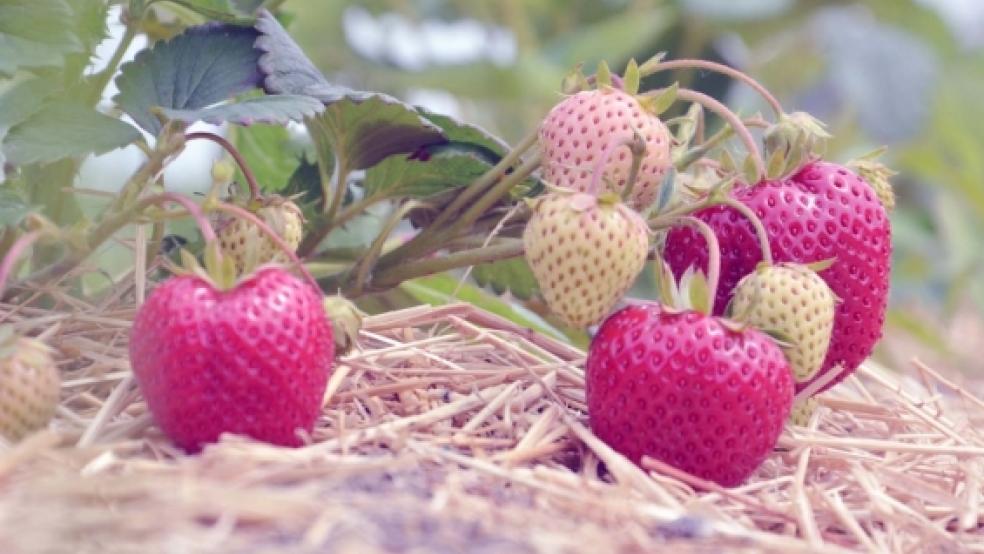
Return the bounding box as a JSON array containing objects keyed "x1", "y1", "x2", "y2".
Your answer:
[
  {"x1": 642, "y1": 59, "x2": 783, "y2": 118},
  {"x1": 350, "y1": 200, "x2": 424, "y2": 296},
  {"x1": 155, "y1": 192, "x2": 217, "y2": 243},
  {"x1": 185, "y1": 132, "x2": 263, "y2": 202},
  {"x1": 678, "y1": 216, "x2": 721, "y2": 314},
  {"x1": 0, "y1": 231, "x2": 42, "y2": 299},
  {"x1": 589, "y1": 135, "x2": 646, "y2": 197},
  {"x1": 718, "y1": 197, "x2": 774, "y2": 266},
  {"x1": 212, "y1": 202, "x2": 322, "y2": 293},
  {"x1": 672, "y1": 88, "x2": 765, "y2": 181}
]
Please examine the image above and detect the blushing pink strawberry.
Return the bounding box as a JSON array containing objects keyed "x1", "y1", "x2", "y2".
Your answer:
[
  {"x1": 129, "y1": 267, "x2": 334, "y2": 452},
  {"x1": 539, "y1": 88, "x2": 672, "y2": 210},
  {"x1": 587, "y1": 303, "x2": 794, "y2": 487},
  {"x1": 663, "y1": 162, "x2": 891, "y2": 394}
]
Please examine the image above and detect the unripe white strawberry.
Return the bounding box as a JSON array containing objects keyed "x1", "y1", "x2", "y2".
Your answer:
[
  {"x1": 523, "y1": 191, "x2": 649, "y2": 328},
  {"x1": 0, "y1": 331, "x2": 60, "y2": 442},
  {"x1": 539, "y1": 88, "x2": 672, "y2": 210},
  {"x1": 788, "y1": 396, "x2": 819, "y2": 427},
  {"x1": 730, "y1": 263, "x2": 837, "y2": 383},
  {"x1": 216, "y1": 195, "x2": 304, "y2": 275}
]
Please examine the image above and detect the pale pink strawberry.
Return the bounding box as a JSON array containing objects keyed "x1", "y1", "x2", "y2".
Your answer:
[{"x1": 539, "y1": 88, "x2": 672, "y2": 210}]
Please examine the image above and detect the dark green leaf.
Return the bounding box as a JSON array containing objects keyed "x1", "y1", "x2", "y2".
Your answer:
[
  {"x1": 153, "y1": 0, "x2": 265, "y2": 23},
  {"x1": 471, "y1": 257, "x2": 539, "y2": 300},
  {"x1": 0, "y1": 0, "x2": 82, "y2": 75},
  {"x1": 114, "y1": 23, "x2": 262, "y2": 134},
  {"x1": 363, "y1": 143, "x2": 500, "y2": 199},
  {"x1": 3, "y1": 101, "x2": 142, "y2": 165},
  {"x1": 160, "y1": 94, "x2": 323, "y2": 126},
  {"x1": 254, "y1": 10, "x2": 445, "y2": 169},
  {"x1": 0, "y1": 188, "x2": 34, "y2": 227},
  {"x1": 415, "y1": 107, "x2": 510, "y2": 157},
  {"x1": 233, "y1": 124, "x2": 303, "y2": 193}
]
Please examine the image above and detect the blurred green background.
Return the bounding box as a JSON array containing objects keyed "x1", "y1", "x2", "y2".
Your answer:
[{"x1": 279, "y1": 0, "x2": 984, "y2": 373}]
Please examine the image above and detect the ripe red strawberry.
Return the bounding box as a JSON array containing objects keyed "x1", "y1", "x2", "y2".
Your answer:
[
  {"x1": 664, "y1": 162, "x2": 891, "y2": 394},
  {"x1": 539, "y1": 88, "x2": 672, "y2": 210},
  {"x1": 129, "y1": 267, "x2": 334, "y2": 452},
  {"x1": 587, "y1": 303, "x2": 794, "y2": 487}
]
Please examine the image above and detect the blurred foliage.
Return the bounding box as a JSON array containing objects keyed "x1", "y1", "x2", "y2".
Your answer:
[{"x1": 277, "y1": 0, "x2": 983, "y2": 360}]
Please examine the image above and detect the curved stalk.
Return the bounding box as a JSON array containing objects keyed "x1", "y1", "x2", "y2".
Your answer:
[
  {"x1": 672, "y1": 88, "x2": 765, "y2": 181},
  {"x1": 297, "y1": 193, "x2": 383, "y2": 257},
  {"x1": 678, "y1": 216, "x2": 721, "y2": 314},
  {"x1": 718, "y1": 197, "x2": 773, "y2": 266},
  {"x1": 0, "y1": 231, "x2": 42, "y2": 298},
  {"x1": 185, "y1": 132, "x2": 262, "y2": 201},
  {"x1": 643, "y1": 59, "x2": 783, "y2": 118},
  {"x1": 156, "y1": 192, "x2": 216, "y2": 242},
  {"x1": 588, "y1": 135, "x2": 645, "y2": 198},
  {"x1": 211, "y1": 202, "x2": 321, "y2": 292}
]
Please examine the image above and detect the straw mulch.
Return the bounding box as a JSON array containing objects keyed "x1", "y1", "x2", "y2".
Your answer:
[{"x1": 2, "y1": 294, "x2": 984, "y2": 553}]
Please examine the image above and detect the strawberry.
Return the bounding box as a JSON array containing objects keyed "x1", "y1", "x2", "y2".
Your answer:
[
  {"x1": 216, "y1": 195, "x2": 304, "y2": 275},
  {"x1": 664, "y1": 161, "x2": 891, "y2": 394},
  {"x1": 523, "y1": 191, "x2": 649, "y2": 328},
  {"x1": 129, "y1": 267, "x2": 334, "y2": 452},
  {"x1": 730, "y1": 263, "x2": 837, "y2": 383},
  {"x1": 0, "y1": 330, "x2": 60, "y2": 442},
  {"x1": 539, "y1": 88, "x2": 672, "y2": 210},
  {"x1": 586, "y1": 303, "x2": 794, "y2": 487}
]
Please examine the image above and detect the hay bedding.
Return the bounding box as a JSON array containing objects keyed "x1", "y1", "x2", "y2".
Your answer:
[{"x1": 1, "y1": 295, "x2": 984, "y2": 553}]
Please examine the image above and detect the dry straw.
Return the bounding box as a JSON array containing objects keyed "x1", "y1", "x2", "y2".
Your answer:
[{"x1": 1, "y1": 285, "x2": 983, "y2": 552}]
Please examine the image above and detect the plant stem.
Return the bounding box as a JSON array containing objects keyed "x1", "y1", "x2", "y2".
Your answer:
[
  {"x1": 588, "y1": 135, "x2": 644, "y2": 197},
  {"x1": 678, "y1": 216, "x2": 721, "y2": 314},
  {"x1": 211, "y1": 202, "x2": 321, "y2": 292},
  {"x1": 0, "y1": 231, "x2": 42, "y2": 298},
  {"x1": 350, "y1": 201, "x2": 423, "y2": 296},
  {"x1": 675, "y1": 125, "x2": 734, "y2": 171},
  {"x1": 185, "y1": 132, "x2": 262, "y2": 201},
  {"x1": 672, "y1": 88, "x2": 764, "y2": 181},
  {"x1": 444, "y1": 153, "x2": 541, "y2": 242},
  {"x1": 297, "y1": 193, "x2": 382, "y2": 257},
  {"x1": 718, "y1": 197, "x2": 773, "y2": 266},
  {"x1": 324, "y1": 155, "x2": 349, "y2": 222},
  {"x1": 86, "y1": 25, "x2": 137, "y2": 106},
  {"x1": 156, "y1": 193, "x2": 216, "y2": 242},
  {"x1": 643, "y1": 59, "x2": 783, "y2": 118},
  {"x1": 370, "y1": 240, "x2": 525, "y2": 290}
]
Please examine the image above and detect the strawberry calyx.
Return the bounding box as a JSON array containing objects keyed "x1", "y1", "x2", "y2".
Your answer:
[
  {"x1": 763, "y1": 112, "x2": 831, "y2": 180},
  {"x1": 847, "y1": 148, "x2": 897, "y2": 212},
  {"x1": 323, "y1": 295, "x2": 364, "y2": 354}
]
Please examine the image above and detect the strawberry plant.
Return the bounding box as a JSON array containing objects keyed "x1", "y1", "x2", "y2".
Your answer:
[{"x1": 0, "y1": 1, "x2": 895, "y2": 475}]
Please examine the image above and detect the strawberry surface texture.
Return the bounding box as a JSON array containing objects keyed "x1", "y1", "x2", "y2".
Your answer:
[
  {"x1": 129, "y1": 267, "x2": 334, "y2": 452},
  {"x1": 664, "y1": 162, "x2": 891, "y2": 394},
  {"x1": 586, "y1": 304, "x2": 794, "y2": 487}
]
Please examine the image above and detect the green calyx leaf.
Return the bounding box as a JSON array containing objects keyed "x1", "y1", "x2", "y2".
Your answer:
[
  {"x1": 595, "y1": 60, "x2": 613, "y2": 88},
  {"x1": 637, "y1": 52, "x2": 667, "y2": 76},
  {"x1": 623, "y1": 58, "x2": 640, "y2": 96},
  {"x1": 762, "y1": 112, "x2": 831, "y2": 180},
  {"x1": 561, "y1": 63, "x2": 589, "y2": 95},
  {"x1": 847, "y1": 148, "x2": 897, "y2": 213},
  {"x1": 640, "y1": 83, "x2": 678, "y2": 116}
]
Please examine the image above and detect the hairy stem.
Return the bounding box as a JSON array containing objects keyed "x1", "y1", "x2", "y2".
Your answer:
[
  {"x1": 350, "y1": 201, "x2": 423, "y2": 296},
  {"x1": 297, "y1": 193, "x2": 382, "y2": 258},
  {"x1": 371, "y1": 240, "x2": 525, "y2": 290},
  {"x1": 644, "y1": 59, "x2": 783, "y2": 118},
  {"x1": 678, "y1": 216, "x2": 721, "y2": 314},
  {"x1": 673, "y1": 88, "x2": 765, "y2": 181},
  {"x1": 211, "y1": 202, "x2": 321, "y2": 292},
  {"x1": 718, "y1": 197, "x2": 773, "y2": 266},
  {"x1": 0, "y1": 231, "x2": 42, "y2": 298},
  {"x1": 186, "y1": 132, "x2": 262, "y2": 201},
  {"x1": 156, "y1": 193, "x2": 216, "y2": 242}
]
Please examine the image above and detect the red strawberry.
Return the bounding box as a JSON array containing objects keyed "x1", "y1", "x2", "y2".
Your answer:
[
  {"x1": 663, "y1": 161, "x2": 891, "y2": 393},
  {"x1": 586, "y1": 304, "x2": 794, "y2": 487},
  {"x1": 129, "y1": 267, "x2": 334, "y2": 452}
]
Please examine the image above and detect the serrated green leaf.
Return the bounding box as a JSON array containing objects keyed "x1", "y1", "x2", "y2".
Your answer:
[
  {"x1": 414, "y1": 107, "x2": 509, "y2": 158},
  {"x1": 0, "y1": 189, "x2": 35, "y2": 227},
  {"x1": 233, "y1": 124, "x2": 301, "y2": 193},
  {"x1": 363, "y1": 143, "x2": 501, "y2": 200},
  {"x1": 0, "y1": 77, "x2": 55, "y2": 132},
  {"x1": 114, "y1": 24, "x2": 262, "y2": 135},
  {"x1": 160, "y1": 94, "x2": 323, "y2": 126},
  {"x1": 400, "y1": 273, "x2": 566, "y2": 342},
  {"x1": 0, "y1": 0, "x2": 82, "y2": 75},
  {"x1": 2, "y1": 101, "x2": 142, "y2": 165},
  {"x1": 152, "y1": 0, "x2": 265, "y2": 23},
  {"x1": 63, "y1": 0, "x2": 110, "y2": 78},
  {"x1": 471, "y1": 257, "x2": 539, "y2": 300}
]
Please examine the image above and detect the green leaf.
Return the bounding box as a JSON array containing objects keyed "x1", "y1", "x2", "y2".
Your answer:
[
  {"x1": 363, "y1": 143, "x2": 500, "y2": 200},
  {"x1": 0, "y1": 0, "x2": 82, "y2": 75},
  {"x1": 153, "y1": 0, "x2": 265, "y2": 23},
  {"x1": 114, "y1": 24, "x2": 262, "y2": 135},
  {"x1": 415, "y1": 107, "x2": 509, "y2": 157},
  {"x1": 233, "y1": 124, "x2": 301, "y2": 193},
  {"x1": 471, "y1": 257, "x2": 540, "y2": 300},
  {"x1": 400, "y1": 273, "x2": 567, "y2": 342},
  {"x1": 0, "y1": 76, "x2": 55, "y2": 132},
  {"x1": 0, "y1": 188, "x2": 34, "y2": 227},
  {"x1": 63, "y1": 0, "x2": 110, "y2": 77},
  {"x1": 2, "y1": 101, "x2": 142, "y2": 165},
  {"x1": 160, "y1": 94, "x2": 323, "y2": 126}
]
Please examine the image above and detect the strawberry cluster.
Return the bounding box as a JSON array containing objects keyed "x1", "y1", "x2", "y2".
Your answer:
[{"x1": 527, "y1": 60, "x2": 893, "y2": 486}]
